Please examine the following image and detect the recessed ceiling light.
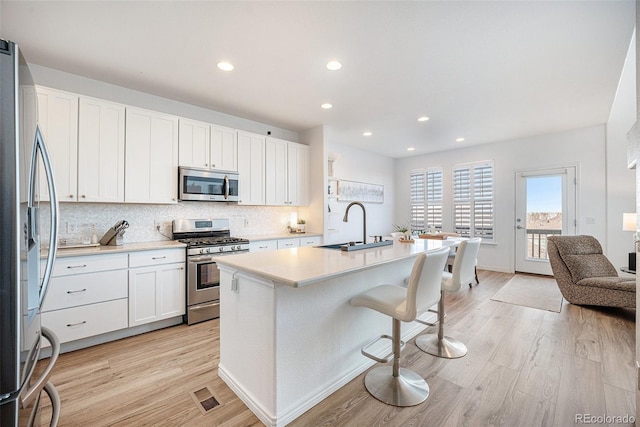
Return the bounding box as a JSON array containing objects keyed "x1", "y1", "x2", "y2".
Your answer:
[
  {"x1": 321, "y1": 103, "x2": 333, "y2": 109},
  {"x1": 326, "y1": 60, "x2": 342, "y2": 71},
  {"x1": 363, "y1": 131, "x2": 372, "y2": 136},
  {"x1": 407, "y1": 147, "x2": 415, "y2": 151},
  {"x1": 217, "y1": 62, "x2": 234, "y2": 71},
  {"x1": 417, "y1": 116, "x2": 430, "y2": 122},
  {"x1": 456, "y1": 137, "x2": 465, "y2": 142}
]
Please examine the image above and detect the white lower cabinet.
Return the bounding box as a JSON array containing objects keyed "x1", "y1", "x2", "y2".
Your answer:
[
  {"x1": 41, "y1": 253, "x2": 129, "y2": 345},
  {"x1": 250, "y1": 240, "x2": 278, "y2": 252},
  {"x1": 277, "y1": 238, "x2": 300, "y2": 250},
  {"x1": 299, "y1": 235, "x2": 322, "y2": 247},
  {"x1": 128, "y1": 249, "x2": 186, "y2": 327},
  {"x1": 250, "y1": 235, "x2": 322, "y2": 252},
  {"x1": 42, "y1": 248, "x2": 186, "y2": 347},
  {"x1": 41, "y1": 300, "x2": 128, "y2": 345}
]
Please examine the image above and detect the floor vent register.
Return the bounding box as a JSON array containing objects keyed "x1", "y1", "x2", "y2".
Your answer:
[{"x1": 190, "y1": 386, "x2": 220, "y2": 414}]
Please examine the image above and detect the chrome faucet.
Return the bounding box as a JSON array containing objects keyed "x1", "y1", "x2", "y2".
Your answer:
[{"x1": 343, "y1": 201, "x2": 366, "y2": 244}]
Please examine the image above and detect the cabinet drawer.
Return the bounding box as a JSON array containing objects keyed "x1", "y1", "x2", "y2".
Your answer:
[
  {"x1": 277, "y1": 238, "x2": 300, "y2": 249},
  {"x1": 299, "y1": 236, "x2": 322, "y2": 247},
  {"x1": 250, "y1": 240, "x2": 278, "y2": 252},
  {"x1": 42, "y1": 269, "x2": 128, "y2": 312},
  {"x1": 51, "y1": 253, "x2": 128, "y2": 276},
  {"x1": 129, "y1": 248, "x2": 186, "y2": 268},
  {"x1": 41, "y1": 299, "x2": 128, "y2": 344}
]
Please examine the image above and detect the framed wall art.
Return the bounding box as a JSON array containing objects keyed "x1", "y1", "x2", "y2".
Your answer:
[{"x1": 337, "y1": 180, "x2": 384, "y2": 203}]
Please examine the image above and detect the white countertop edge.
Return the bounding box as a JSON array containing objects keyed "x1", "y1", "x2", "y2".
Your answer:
[
  {"x1": 238, "y1": 232, "x2": 323, "y2": 242},
  {"x1": 215, "y1": 249, "x2": 424, "y2": 288},
  {"x1": 53, "y1": 240, "x2": 186, "y2": 257}
]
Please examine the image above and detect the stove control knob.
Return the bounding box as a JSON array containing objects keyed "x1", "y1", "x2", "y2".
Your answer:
[
  {"x1": 236, "y1": 245, "x2": 241, "y2": 251},
  {"x1": 230, "y1": 246, "x2": 236, "y2": 251},
  {"x1": 219, "y1": 247, "x2": 224, "y2": 252},
  {"x1": 200, "y1": 248, "x2": 206, "y2": 254}
]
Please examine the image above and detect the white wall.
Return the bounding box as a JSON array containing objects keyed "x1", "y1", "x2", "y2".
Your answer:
[
  {"x1": 607, "y1": 31, "x2": 637, "y2": 270},
  {"x1": 299, "y1": 125, "x2": 326, "y2": 235},
  {"x1": 28, "y1": 64, "x2": 299, "y2": 142},
  {"x1": 325, "y1": 136, "x2": 395, "y2": 244},
  {"x1": 395, "y1": 125, "x2": 609, "y2": 273}
]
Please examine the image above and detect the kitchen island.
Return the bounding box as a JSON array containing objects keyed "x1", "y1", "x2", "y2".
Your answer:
[{"x1": 215, "y1": 238, "x2": 460, "y2": 427}]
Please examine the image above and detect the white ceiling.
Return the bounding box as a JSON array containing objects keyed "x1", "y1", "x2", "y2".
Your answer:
[{"x1": 1, "y1": 1, "x2": 635, "y2": 158}]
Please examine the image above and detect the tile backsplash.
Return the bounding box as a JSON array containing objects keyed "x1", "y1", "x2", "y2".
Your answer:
[{"x1": 55, "y1": 202, "x2": 301, "y2": 244}]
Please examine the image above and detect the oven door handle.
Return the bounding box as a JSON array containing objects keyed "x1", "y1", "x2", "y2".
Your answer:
[
  {"x1": 191, "y1": 302, "x2": 219, "y2": 311},
  {"x1": 189, "y1": 256, "x2": 216, "y2": 263}
]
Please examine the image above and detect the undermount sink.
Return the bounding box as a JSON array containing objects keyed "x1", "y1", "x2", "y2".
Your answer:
[{"x1": 316, "y1": 240, "x2": 393, "y2": 251}]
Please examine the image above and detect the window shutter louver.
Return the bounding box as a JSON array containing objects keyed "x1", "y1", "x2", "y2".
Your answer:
[
  {"x1": 410, "y1": 172, "x2": 425, "y2": 230},
  {"x1": 453, "y1": 162, "x2": 494, "y2": 242},
  {"x1": 426, "y1": 169, "x2": 443, "y2": 231}
]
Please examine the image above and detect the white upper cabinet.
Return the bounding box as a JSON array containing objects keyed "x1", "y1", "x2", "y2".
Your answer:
[
  {"x1": 265, "y1": 137, "x2": 309, "y2": 206},
  {"x1": 237, "y1": 131, "x2": 266, "y2": 205},
  {"x1": 77, "y1": 97, "x2": 126, "y2": 202},
  {"x1": 179, "y1": 120, "x2": 238, "y2": 172},
  {"x1": 178, "y1": 118, "x2": 210, "y2": 169},
  {"x1": 287, "y1": 142, "x2": 309, "y2": 206},
  {"x1": 265, "y1": 137, "x2": 288, "y2": 205},
  {"x1": 210, "y1": 124, "x2": 238, "y2": 171},
  {"x1": 36, "y1": 87, "x2": 78, "y2": 202},
  {"x1": 125, "y1": 107, "x2": 179, "y2": 204}
]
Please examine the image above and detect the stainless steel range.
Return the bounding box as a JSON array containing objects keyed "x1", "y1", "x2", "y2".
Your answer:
[{"x1": 172, "y1": 219, "x2": 249, "y2": 325}]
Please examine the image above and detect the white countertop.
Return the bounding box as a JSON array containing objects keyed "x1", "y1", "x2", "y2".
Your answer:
[
  {"x1": 238, "y1": 232, "x2": 323, "y2": 242},
  {"x1": 52, "y1": 240, "x2": 186, "y2": 258},
  {"x1": 215, "y1": 238, "x2": 462, "y2": 287}
]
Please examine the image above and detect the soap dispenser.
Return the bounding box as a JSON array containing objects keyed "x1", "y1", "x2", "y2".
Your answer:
[{"x1": 91, "y1": 225, "x2": 98, "y2": 244}]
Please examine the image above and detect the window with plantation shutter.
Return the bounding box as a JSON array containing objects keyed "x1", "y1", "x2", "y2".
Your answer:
[
  {"x1": 410, "y1": 171, "x2": 425, "y2": 230},
  {"x1": 410, "y1": 168, "x2": 442, "y2": 232},
  {"x1": 425, "y1": 169, "x2": 442, "y2": 231},
  {"x1": 453, "y1": 161, "x2": 494, "y2": 242}
]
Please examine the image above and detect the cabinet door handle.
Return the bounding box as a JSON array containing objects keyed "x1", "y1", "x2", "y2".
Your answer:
[
  {"x1": 81, "y1": 194, "x2": 86, "y2": 198},
  {"x1": 66, "y1": 320, "x2": 87, "y2": 327},
  {"x1": 66, "y1": 288, "x2": 87, "y2": 294},
  {"x1": 66, "y1": 264, "x2": 87, "y2": 269},
  {"x1": 152, "y1": 256, "x2": 167, "y2": 260},
  {"x1": 259, "y1": 246, "x2": 268, "y2": 249}
]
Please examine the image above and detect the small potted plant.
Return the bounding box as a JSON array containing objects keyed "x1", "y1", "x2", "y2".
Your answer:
[
  {"x1": 392, "y1": 223, "x2": 410, "y2": 241},
  {"x1": 297, "y1": 218, "x2": 306, "y2": 233}
]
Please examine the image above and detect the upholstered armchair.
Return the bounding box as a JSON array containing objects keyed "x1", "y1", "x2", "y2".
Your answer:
[{"x1": 547, "y1": 235, "x2": 635, "y2": 308}]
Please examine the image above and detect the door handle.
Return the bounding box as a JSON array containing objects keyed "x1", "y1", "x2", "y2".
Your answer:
[
  {"x1": 20, "y1": 327, "x2": 60, "y2": 408},
  {"x1": 516, "y1": 225, "x2": 524, "y2": 229}
]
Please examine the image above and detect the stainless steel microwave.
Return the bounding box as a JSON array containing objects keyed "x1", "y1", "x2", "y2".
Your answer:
[{"x1": 178, "y1": 167, "x2": 239, "y2": 202}]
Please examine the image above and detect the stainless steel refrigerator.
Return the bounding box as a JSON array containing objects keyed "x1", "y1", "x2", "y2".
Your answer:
[{"x1": 0, "y1": 39, "x2": 61, "y2": 427}]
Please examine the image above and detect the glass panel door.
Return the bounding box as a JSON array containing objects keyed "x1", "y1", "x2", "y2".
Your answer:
[{"x1": 515, "y1": 167, "x2": 576, "y2": 275}]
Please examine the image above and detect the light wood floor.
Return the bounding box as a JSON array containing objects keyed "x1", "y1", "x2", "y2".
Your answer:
[{"x1": 37, "y1": 271, "x2": 636, "y2": 426}]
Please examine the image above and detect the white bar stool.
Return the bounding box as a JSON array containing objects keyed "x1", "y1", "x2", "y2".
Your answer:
[
  {"x1": 416, "y1": 238, "x2": 481, "y2": 359},
  {"x1": 350, "y1": 247, "x2": 450, "y2": 406}
]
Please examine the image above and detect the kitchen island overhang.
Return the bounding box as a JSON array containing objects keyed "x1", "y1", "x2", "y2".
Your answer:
[{"x1": 215, "y1": 239, "x2": 459, "y2": 427}]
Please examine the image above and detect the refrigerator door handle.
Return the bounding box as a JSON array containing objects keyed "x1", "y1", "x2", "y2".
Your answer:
[
  {"x1": 29, "y1": 126, "x2": 59, "y2": 306},
  {"x1": 19, "y1": 327, "x2": 60, "y2": 408},
  {"x1": 25, "y1": 381, "x2": 60, "y2": 427}
]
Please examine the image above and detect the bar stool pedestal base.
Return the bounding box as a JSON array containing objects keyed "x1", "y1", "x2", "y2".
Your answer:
[
  {"x1": 364, "y1": 366, "x2": 429, "y2": 406},
  {"x1": 415, "y1": 334, "x2": 468, "y2": 359}
]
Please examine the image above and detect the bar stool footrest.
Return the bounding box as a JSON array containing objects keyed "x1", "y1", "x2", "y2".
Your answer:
[{"x1": 361, "y1": 334, "x2": 405, "y2": 364}]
